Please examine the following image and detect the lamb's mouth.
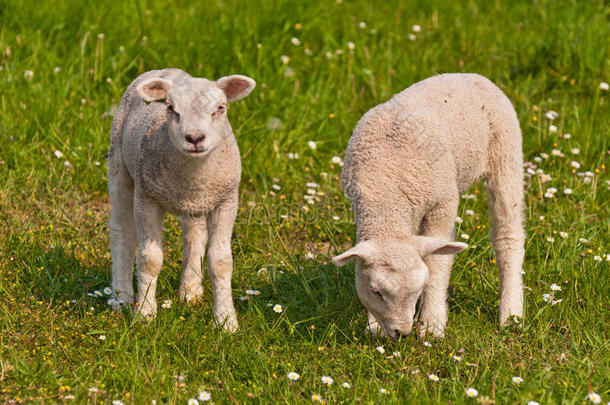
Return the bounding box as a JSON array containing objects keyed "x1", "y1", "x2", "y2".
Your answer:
[{"x1": 184, "y1": 148, "x2": 206, "y2": 155}]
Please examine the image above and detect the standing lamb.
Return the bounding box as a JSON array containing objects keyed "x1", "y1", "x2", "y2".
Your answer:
[
  {"x1": 108, "y1": 68, "x2": 255, "y2": 331},
  {"x1": 333, "y1": 73, "x2": 525, "y2": 339}
]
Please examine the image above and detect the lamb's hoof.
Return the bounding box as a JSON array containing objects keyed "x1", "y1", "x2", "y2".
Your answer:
[
  {"x1": 216, "y1": 315, "x2": 239, "y2": 333},
  {"x1": 417, "y1": 321, "x2": 445, "y2": 339},
  {"x1": 366, "y1": 320, "x2": 386, "y2": 337},
  {"x1": 179, "y1": 285, "x2": 204, "y2": 303},
  {"x1": 135, "y1": 302, "x2": 157, "y2": 321}
]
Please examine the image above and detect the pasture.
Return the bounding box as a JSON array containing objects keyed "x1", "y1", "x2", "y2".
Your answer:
[{"x1": 0, "y1": 0, "x2": 608, "y2": 403}]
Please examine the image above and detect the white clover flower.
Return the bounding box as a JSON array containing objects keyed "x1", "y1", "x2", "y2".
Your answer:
[
  {"x1": 376, "y1": 346, "x2": 385, "y2": 354},
  {"x1": 512, "y1": 376, "x2": 523, "y2": 384},
  {"x1": 311, "y1": 393, "x2": 322, "y2": 402},
  {"x1": 587, "y1": 392, "x2": 602, "y2": 404},
  {"x1": 412, "y1": 24, "x2": 422, "y2": 32},
  {"x1": 428, "y1": 374, "x2": 439, "y2": 382},
  {"x1": 347, "y1": 41, "x2": 355, "y2": 50},
  {"x1": 380, "y1": 388, "x2": 389, "y2": 394},
  {"x1": 280, "y1": 55, "x2": 290, "y2": 64},
  {"x1": 465, "y1": 388, "x2": 478, "y2": 398},
  {"x1": 198, "y1": 391, "x2": 211, "y2": 401},
  {"x1": 559, "y1": 232, "x2": 568, "y2": 238},
  {"x1": 321, "y1": 376, "x2": 334, "y2": 385},
  {"x1": 187, "y1": 399, "x2": 199, "y2": 405},
  {"x1": 542, "y1": 293, "x2": 553, "y2": 302},
  {"x1": 291, "y1": 37, "x2": 301, "y2": 46},
  {"x1": 325, "y1": 51, "x2": 332, "y2": 59},
  {"x1": 600, "y1": 82, "x2": 609, "y2": 91},
  {"x1": 54, "y1": 150, "x2": 64, "y2": 158},
  {"x1": 308, "y1": 141, "x2": 317, "y2": 150},
  {"x1": 341, "y1": 382, "x2": 351, "y2": 388},
  {"x1": 549, "y1": 125, "x2": 558, "y2": 133},
  {"x1": 456, "y1": 216, "x2": 463, "y2": 224},
  {"x1": 273, "y1": 304, "x2": 283, "y2": 313},
  {"x1": 287, "y1": 371, "x2": 300, "y2": 381},
  {"x1": 563, "y1": 188, "x2": 573, "y2": 195}
]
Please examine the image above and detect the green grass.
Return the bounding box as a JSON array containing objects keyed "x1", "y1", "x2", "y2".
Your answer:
[{"x1": 1, "y1": 0, "x2": 609, "y2": 403}]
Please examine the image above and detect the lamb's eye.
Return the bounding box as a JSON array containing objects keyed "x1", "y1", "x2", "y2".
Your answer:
[
  {"x1": 167, "y1": 104, "x2": 180, "y2": 121},
  {"x1": 370, "y1": 287, "x2": 384, "y2": 300},
  {"x1": 215, "y1": 104, "x2": 226, "y2": 114}
]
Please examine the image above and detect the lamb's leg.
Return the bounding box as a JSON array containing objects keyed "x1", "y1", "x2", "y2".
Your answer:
[
  {"x1": 418, "y1": 200, "x2": 459, "y2": 338},
  {"x1": 179, "y1": 216, "x2": 208, "y2": 302},
  {"x1": 487, "y1": 162, "x2": 525, "y2": 326},
  {"x1": 134, "y1": 196, "x2": 165, "y2": 320},
  {"x1": 108, "y1": 158, "x2": 136, "y2": 306},
  {"x1": 206, "y1": 195, "x2": 239, "y2": 332}
]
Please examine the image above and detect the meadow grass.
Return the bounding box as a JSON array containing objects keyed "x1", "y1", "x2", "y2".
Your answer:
[{"x1": 0, "y1": 0, "x2": 609, "y2": 403}]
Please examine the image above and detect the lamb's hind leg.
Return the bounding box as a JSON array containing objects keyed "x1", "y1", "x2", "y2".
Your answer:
[
  {"x1": 487, "y1": 166, "x2": 525, "y2": 325},
  {"x1": 418, "y1": 200, "x2": 459, "y2": 338},
  {"x1": 108, "y1": 158, "x2": 136, "y2": 306},
  {"x1": 179, "y1": 216, "x2": 208, "y2": 302}
]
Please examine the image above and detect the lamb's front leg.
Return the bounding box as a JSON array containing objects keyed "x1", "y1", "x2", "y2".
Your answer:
[
  {"x1": 206, "y1": 196, "x2": 239, "y2": 332},
  {"x1": 179, "y1": 216, "x2": 208, "y2": 302},
  {"x1": 418, "y1": 201, "x2": 459, "y2": 338},
  {"x1": 134, "y1": 196, "x2": 165, "y2": 320}
]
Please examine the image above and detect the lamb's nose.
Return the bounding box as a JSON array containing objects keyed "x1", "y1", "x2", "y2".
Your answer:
[{"x1": 185, "y1": 134, "x2": 205, "y2": 146}]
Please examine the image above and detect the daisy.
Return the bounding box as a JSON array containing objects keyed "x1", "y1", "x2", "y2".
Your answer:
[
  {"x1": 341, "y1": 382, "x2": 351, "y2": 388},
  {"x1": 456, "y1": 217, "x2": 463, "y2": 224},
  {"x1": 600, "y1": 82, "x2": 609, "y2": 91},
  {"x1": 587, "y1": 392, "x2": 601, "y2": 404},
  {"x1": 331, "y1": 156, "x2": 342, "y2": 164},
  {"x1": 54, "y1": 150, "x2": 64, "y2": 158},
  {"x1": 559, "y1": 232, "x2": 568, "y2": 238},
  {"x1": 546, "y1": 237, "x2": 555, "y2": 243},
  {"x1": 380, "y1": 388, "x2": 389, "y2": 394},
  {"x1": 272, "y1": 184, "x2": 281, "y2": 191},
  {"x1": 571, "y1": 148, "x2": 580, "y2": 154},
  {"x1": 527, "y1": 402, "x2": 540, "y2": 405},
  {"x1": 280, "y1": 55, "x2": 290, "y2": 64},
  {"x1": 273, "y1": 304, "x2": 283, "y2": 313},
  {"x1": 290, "y1": 37, "x2": 301, "y2": 46},
  {"x1": 376, "y1": 346, "x2": 385, "y2": 354},
  {"x1": 412, "y1": 24, "x2": 422, "y2": 32},
  {"x1": 358, "y1": 21, "x2": 366, "y2": 29},
  {"x1": 161, "y1": 299, "x2": 172, "y2": 309},
  {"x1": 465, "y1": 209, "x2": 475, "y2": 216},
  {"x1": 112, "y1": 401, "x2": 124, "y2": 405},
  {"x1": 549, "y1": 125, "x2": 557, "y2": 133},
  {"x1": 321, "y1": 376, "x2": 334, "y2": 385},
  {"x1": 94, "y1": 290, "x2": 102, "y2": 296},
  {"x1": 563, "y1": 188, "x2": 572, "y2": 195},
  {"x1": 428, "y1": 374, "x2": 439, "y2": 382},
  {"x1": 452, "y1": 355, "x2": 461, "y2": 361},
  {"x1": 311, "y1": 393, "x2": 322, "y2": 402},
  {"x1": 465, "y1": 388, "x2": 478, "y2": 398},
  {"x1": 287, "y1": 371, "x2": 300, "y2": 381},
  {"x1": 460, "y1": 233, "x2": 470, "y2": 240},
  {"x1": 24, "y1": 70, "x2": 34, "y2": 80},
  {"x1": 423, "y1": 341, "x2": 432, "y2": 347},
  {"x1": 187, "y1": 399, "x2": 199, "y2": 405},
  {"x1": 542, "y1": 293, "x2": 552, "y2": 303},
  {"x1": 545, "y1": 110, "x2": 558, "y2": 120},
  {"x1": 103, "y1": 287, "x2": 112, "y2": 295},
  {"x1": 99, "y1": 335, "x2": 106, "y2": 341},
  {"x1": 198, "y1": 391, "x2": 211, "y2": 401},
  {"x1": 570, "y1": 161, "x2": 581, "y2": 169},
  {"x1": 347, "y1": 41, "x2": 355, "y2": 50},
  {"x1": 512, "y1": 376, "x2": 523, "y2": 384},
  {"x1": 550, "y1": 283, "x2": 562, "y2": 291}
]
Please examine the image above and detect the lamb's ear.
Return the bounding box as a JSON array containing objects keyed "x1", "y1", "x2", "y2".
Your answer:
[
  {"x1": 136, "y1": 78, "x2": 173, "y2": 102},
  {"x1": 332, "y1": 240, "x2": 376, "y2": 267},
  {"x1": 216, "y1": 75, "x2": 256, "y2": 102},
  {"x1": 415, "y1": 236, "x2": 468, "y2": 257}
]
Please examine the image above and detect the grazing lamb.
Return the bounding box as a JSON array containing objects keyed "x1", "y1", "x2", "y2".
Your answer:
[
  {"x1": 333, "y1": 73, "x2": 525, "y2": 339},
  {"x1": 108, "y1": 68, "x2": 255, "y2": 331}
]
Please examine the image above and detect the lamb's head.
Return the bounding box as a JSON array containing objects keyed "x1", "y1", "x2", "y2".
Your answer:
[
  {"x1": 333, "y1": 237, "x2": 467, "y2": 339},
  {"x1": 136, "y1": 74, "x2": 255, "y2": 157}
]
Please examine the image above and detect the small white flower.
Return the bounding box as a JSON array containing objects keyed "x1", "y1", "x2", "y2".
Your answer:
[
  {"x1": 549, "y1": 125, "x2": 558, "y2": 133},
  {"x1": 452, "y1": 355, "x2": 461, "y2": 361},
  {"x1": 88, "y1": 387, "x2": 99, "y2": 393},
  {"x1": 331, "y1": 156, "x2": 342, "y2": 164},
  {"x1": 112, "y1": 401, "x2": 124, "y2": 405},
  {"x1": 534, "y1": 156, "x2": 542, "y2": 163},
  {"x1": 287, "y1": 371, "x2": 300, "y2": 381},
  {"x1": 291, "y1": 37, "x2": 301, "y2": 46},
  {"x1": 551, "y1": 298, "x2": 563, "y2": 305},
  {"x1": 341, "y1": 382, "x2": 351, "y2": 388},
  {"x1": 585, "y1": 171, "x2": 594, "y2": 177},
  {"x1": 542, "y1": 293, "x2": 553, "y2": 303},
  {"x1": 273, "y1": 304, "x2": 283, "y2": 313},
  {"x1": 288, "y1": 152, "x2": 299, "y2": 159},
  {"x1": 280, "y1": 55, "x2": 290, "y2": 64},
  {"x1": 198, "y1": 391, "x2": 211, "y2": 401},
  {"x1": 465, "y1": 388, "x2": 478, "y2": 398},
  {"x1": 527, "y1": 402, "x2": 540, "y2": 405},
  {"x1": 455, "y1": 216, "x2": 463, "y2": 224},
  {"x1": 512, "y1": 376, "x2": 523, "y2": 384},
  {"x1": 347, "y1": 41, "x2": 355, "y2": 50},
  {"x1": 540, "y1": 153, "x2": 549, "y2": 159},
  {"x1": 304, "y1": 48, "x2": 312, "y2": 55},
  {"x1": 187, "y1": 399, "x2": 199, "y2": 405},
  {"x1": 600, "y1": 82, "x2": 609, "y2": 91},
  {"x1": 321, "y1": 376, "x2": 334, "y2": 385},
  {"x1": 93, "y1": 290, "x2": 102, "y2": 297},
  {"x1": 99, "y1": 335, "x2": 106, "y2": 340},
  {"x1": 578, "y1": 238, "x2": 589, "y2": 243},
  {"x1": 571, "y1": 148, "x2": 580, "y2": 155},
  {"x1": 24, "y1": 70, "x2": 34, "y2": 80},
  {"x1": 412, "y1": 24, "x2": 422, "y2": 32},
  {"x1": 103, "y1": 287, "x2": 112, "y2": 295},
  {"x1": 408, "y1": 33, "x2": 417, "y2": 41},
  {"x1": 64, "y1": 160, "x2": 72, "y2": 168},
  {"x1": 559, "y1": 232, "x2": 568, "y2": 238},
  {"x1": 593, "y1": 255, "x2": 602, "y2": 262},
  {"x1": 54, "y1": 66, "x2": 61, "y2": 73},
  {"x1": 460, "y1": 233, "x2": 470, "y2": 240},
  {"x1": 465, "y1": 209, "x2": 475, "y2": 216},
  {"x1": 563, "y1": 188, "x2": 573, "y2": 195},
  {"x1": 161, "y1": 299, "x2": 172, "y2": 309},
  {"x1": 358, "y1": 21, "x2": 366, "y2": 29},
  {"x1": 332, "y1": 216, "x2": 340, "y2": 221},
  {"x1": 376, "y1": 346, "x2": 385, "y2": 354},
  {"x1": 551, "y1": 149, "x2": 563, "y2": 157},
  {"x1": 271, "y1": 184, "x2": 281, "y2": 191},
  {"x1": 54, "y1": 150, "x2": 64, "y2": 158},
  {"x1": 550, "y1": 283, "x2": 562, "y2": 291},
  {"x1": 428, "y1": 374, "x2": 439, "y2": 382},
  {"x1": 392, "y1": 351, "x2": 401, "y2": 357},
  {"x1": 380, "y1": 388, "x2": 388, "y2": 394},
  {"x1": 308, "y1": 141, "x2": 317, "y2": 150},
  {"x1": 570, "y1": 161, "x2": 581, "y2": 169},
  {"x1": 587, "y1": 392, "x2": 602, "y2": 404},
  {"x1": 546, "y1": 237, "x2": 555, "y2": 243},
  {"x1": 311, "y1": 393, "x2": 322, "y2": 402},
  {"x1": 545, "y1": 110, "x2": 559, "y2": 120},
  {"x1": 423, "y1": 341, "x2": 432, "y2": 347}
]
